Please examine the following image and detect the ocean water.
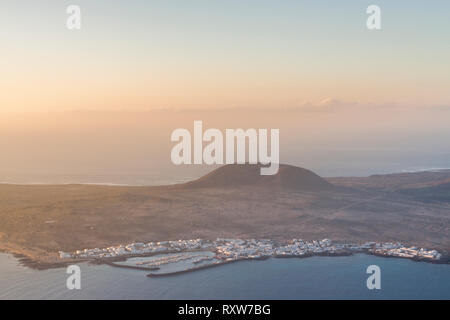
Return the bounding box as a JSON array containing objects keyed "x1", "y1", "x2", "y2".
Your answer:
[{"x1": 0, "y1": 253, "x2": 448, "y2": 300}]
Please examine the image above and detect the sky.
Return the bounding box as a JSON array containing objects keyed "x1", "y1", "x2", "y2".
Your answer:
[
  {"x1": 0, "y1": 1, "x2": 449, "y2": 181},
  {"x1": 1, "y1": 0, "x2": 449, "y2": 111}
]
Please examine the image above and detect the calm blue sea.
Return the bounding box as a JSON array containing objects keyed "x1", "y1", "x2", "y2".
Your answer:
[{"x1": 0, "y1": 253, "x2": 448, "y2": 300}]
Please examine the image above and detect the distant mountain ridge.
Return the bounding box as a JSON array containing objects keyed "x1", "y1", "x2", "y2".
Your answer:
[{"x1": 181, "y1": 163, "x2": 336, "y2": 192}]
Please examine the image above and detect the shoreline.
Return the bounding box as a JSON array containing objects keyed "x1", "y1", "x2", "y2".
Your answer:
[
  {"x1": 1, "y1": 249, "x2": 448, "y2": 275},
  {"x1": 369, "y1": 251, "x2": 450, "y2": 265},
  {"x1": 1, "y1": 244, "x2": 448, "y2": 272}
]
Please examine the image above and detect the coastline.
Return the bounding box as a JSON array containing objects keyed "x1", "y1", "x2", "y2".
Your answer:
[
  {"x1": 370, "y1": 251, "x2": 450, "y2": 265},
  {"x1": 1, "y1": 241, "x2": 448, "y2": 273},
  {"x1": 1, "y1": 248, "x2": 448, "y2": 276}
]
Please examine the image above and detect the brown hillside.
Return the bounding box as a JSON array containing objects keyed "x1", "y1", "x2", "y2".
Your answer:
[{"x1": 182, "y1": 163, "x2": 336, "y2": 191}]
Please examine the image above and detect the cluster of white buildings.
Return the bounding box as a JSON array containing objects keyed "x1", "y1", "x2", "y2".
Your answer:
[
  {"x1": 214, "y1": 238, "x2": 366, "y2": 258},
  {"x1": 59, "y1": 238, "x2": 443, "y2": 262},
  {"x1": 372, "y1": 243, "x2": 442, "y2": 260},
  {"x1": 214, "y1": 238, "x2": 338, "y2": 259},
  {"x1": 59, "y1": 239, "x2": 212, "y2": 259},
  {"x1": 215, "y1": 238, "x2": 274, "y2": 260},
  {"x1": 275, "y1": 238, "x2": 335, "y2": 256}
]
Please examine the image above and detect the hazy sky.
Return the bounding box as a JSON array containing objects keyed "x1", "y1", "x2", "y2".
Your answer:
[
  {"x1": 1, "y1": 1, "x2": 449, "y2": 181},
  {"x1": 1, "y1": 0, "x2": 449, "y2": 111}
]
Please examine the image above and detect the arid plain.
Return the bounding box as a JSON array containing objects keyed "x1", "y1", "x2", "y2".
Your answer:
[{"x1": 0, "y1": 164, "x2": 449, "y2": 265}]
